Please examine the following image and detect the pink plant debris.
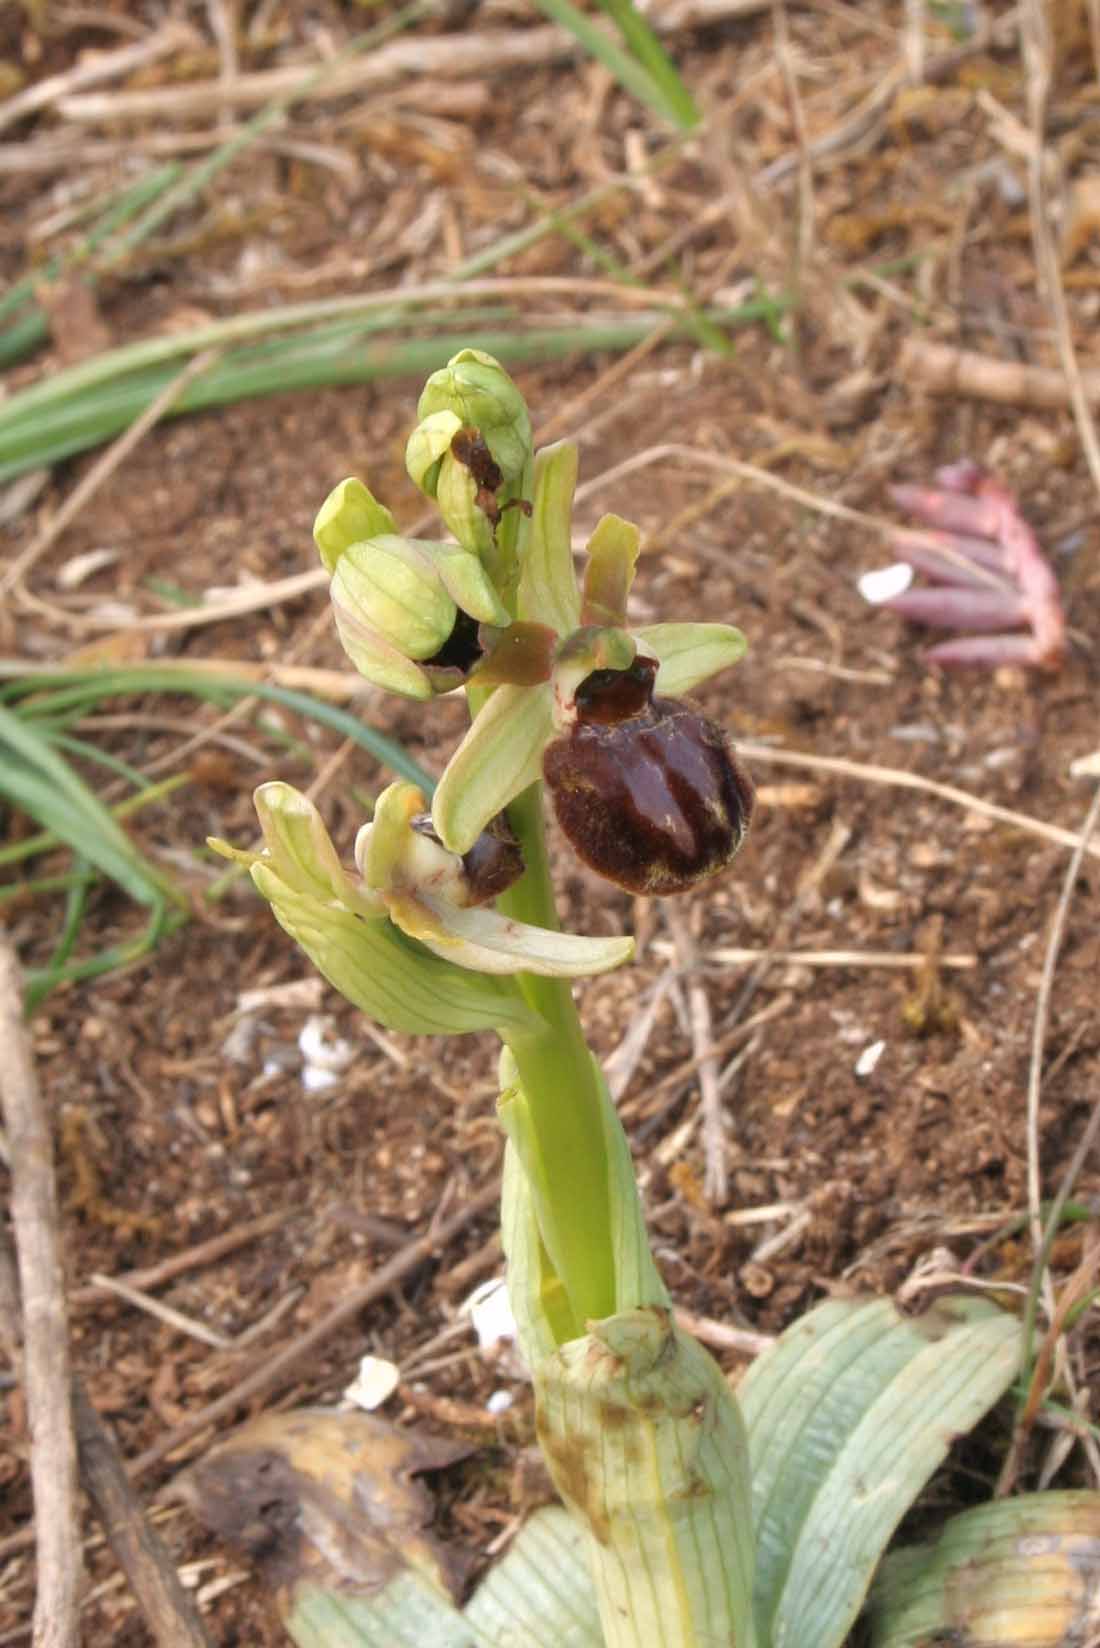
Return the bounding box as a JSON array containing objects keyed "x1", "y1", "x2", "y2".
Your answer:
[{"x1": 859, "y1": 461, "x2": 1066, "y2": 670}]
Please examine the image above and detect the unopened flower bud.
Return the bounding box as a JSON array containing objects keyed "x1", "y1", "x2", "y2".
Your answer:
[
  {"x1": 329, "y1": 533, "x2": 510, "y2": 701},
  {"x1": 542, "y1": 656, "x2": 754, "y2": 896},
  {"x1": 416, "y1": 349, "x2": 532, "y2": 483},
  {"x1": 313, "y1": 477, "x2": 397, "y2": 574}
]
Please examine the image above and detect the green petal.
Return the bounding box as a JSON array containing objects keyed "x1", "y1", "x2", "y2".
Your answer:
[
  {"x1": 357, "y1": 781, "x2": 426, "y2": 892},
  {"x1": 432, "y1": 684, "x2": 554, "y2": 855},
  {"x1": 313, "y1": 477, "x2": 398, "y2": 575},
  {"x1": 387, "y1": 891, "x2": 634, "y2": 977},
  {"x1": 581, "y1": 514, "x2": 641, "y2": 628},
  {"x1": 515, "y1": 443, "x2": 581, "y2": 637},
  {"x1": 633, "y1": 621, "x2": 748, "y2": 695},
  {"x1": 252, "y1": 868, "x2": 539, "y2": 1038},
  {"x1": 252, "y1": 782, "x2": 380, "y2": 918}
]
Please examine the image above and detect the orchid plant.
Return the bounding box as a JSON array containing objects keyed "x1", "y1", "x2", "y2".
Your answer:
[
  {"x1": 208, "y1": 356, "x2": 1096, "y2": 1648},
  {"x1": 212, "y1": 348, "x2": 759, "y2": 1645}
]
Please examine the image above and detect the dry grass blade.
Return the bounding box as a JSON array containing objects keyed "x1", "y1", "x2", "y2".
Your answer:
[
  {"x1": 1021, "y1": 0, "x2": 1100, "y2": 505},
  {"x1": 735, "y1": 741, "x2": 1100, "y2": 866},
  {"x1": 0, "y1": 23, "x2": 194, "y2": 133}
]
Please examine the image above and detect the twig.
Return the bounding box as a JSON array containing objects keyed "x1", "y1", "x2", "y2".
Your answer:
[
  {"x1": 1021, "y1": 0, "x2": 1100, "y2": 504},
  {"x1": 0, "y1": 24, "x2": 195, "y2": 134},
  {"x1": 771, "y1": 0, "x2": 814, "y2": 287},
  {"x1": 86, "y1": 1275, "x2": 232, "y2": 1350},
  {"x1": 1023, "y1": 784, "x2": 1100, "y2": 1357},
  {"x1": 899, "y1": 337, "x2": 1100, "y2": 409},
  {"x1": 57, "y1": 3, "x2": 767, "y2": 124},
  {"x1": 665, "y1": 904, "x2": 726, "y2": 1204},
  {"x1": 674, "y1": 1307, "x2": 772, "y2": 1358},
  {"x1": 69, "y1": 1209, "x2": 291, "y2": 1309},
  {"x1": 1, "y1": 350, "x2": 220, "y2": 603},
  {"x1": 999, "y1": 1089, "x2": 1100, "y2": 1496},
  {"x1": 995, "y1": 783, "x2": 1100, "y2": 1496},
  {"x1": 0, "y1": 939, "x2": 83, "y2": 1648},
  {"x1": 128, "y1": 1176, "x2": 501, "y2": 1479},
  {"x1": 72, "y1": 1380, "x2": 215, "y2": 1648},
  {"x1": 650, "y1": 944, "x2": 976, "y2": 970},
  {"x1": 626, "y1": 993, "x2": 793, "y2": 1120},
  {"x1": 733, "y1": 740, "x2": 1100, "y2": 865},
  {"x1": 902, "y1": 0, "x2": 925, "y2": 84}
]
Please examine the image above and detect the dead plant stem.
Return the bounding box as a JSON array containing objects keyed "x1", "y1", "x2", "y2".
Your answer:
[{"x1": 0, "y1": 938, "x2": 83, "y2": 1648}]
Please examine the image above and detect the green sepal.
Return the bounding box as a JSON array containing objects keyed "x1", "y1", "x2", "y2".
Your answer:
[
  {"x1": 313, "y1": 477, "x2": 398, "y2": 575},
  {"x1": 251, "y1": 865, "x2": 538, "y2": 1039},
  {"x1": 330, "y1": 600, "x2": 435, "y2": 700},
  {"x1": 208, "y1": 780, "x2": 380, "y2": 919},
  {"x1": 580, "y1": 514, "x2": 641, "y2": 628},
  {"x1": 432, "y1": 683, "x2": 555, "y2": 855},
  {"x1": 633, "y1": 620, "x2": 748, "y2": 695},
  {"x1": 212, "y1": 783, "x2": 540, "y2": 1039},
  {"x1": 516, "y1": 442, "x2": 582, "y2": 637},
  {"x1": 332, "y1": 537, "x2": 458, "y2": 663}
]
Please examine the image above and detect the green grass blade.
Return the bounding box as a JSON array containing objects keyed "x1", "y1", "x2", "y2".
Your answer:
[
  {"x1": 3, "y1": 668, "x2": 435, "y2": 791},
  {"x1": 0, "y1": 164, "x2": 183, "y2": 368},
  {"x1": 22, "y1": 903, "x2": 184, "y2": 1013},
  {"x1": 531, "y1": 0, "x2": 695, "y2": 127},
  {"x1": 0, "y1": 307, "x2": 785, "y2": 482},
  {"x1": 0, "y1": 702, "x2": 180, "y2": 906},
  {"x1": 592, "y1": 0, "x2": 699, "y2": 128}
]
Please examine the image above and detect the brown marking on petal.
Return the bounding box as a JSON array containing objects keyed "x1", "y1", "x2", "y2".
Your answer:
[
  {"x1": 411, "y1": 810, "x2": 524, "y2": 905},
  {"x1": 573, "y1": 655, "x2": 658, "y2": 723},
  {"x1": 461, "y1": 815, "x2": 525, "y2": 904}
]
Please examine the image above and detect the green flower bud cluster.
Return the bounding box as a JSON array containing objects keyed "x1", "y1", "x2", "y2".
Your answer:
[{"x1": 406, "y1": 348, "x2": 533, "y2": 558}]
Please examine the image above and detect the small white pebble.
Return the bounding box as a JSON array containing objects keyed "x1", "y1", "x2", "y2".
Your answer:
[
  {"x1": 344, "y1": 1355, "x2": 400, "y2": 1411},
  {"x1": 463, "y1": 1277, "x2": 518, "y2": 1352},
  {"x1": 302, "y1": 1064, "x2": 340, "y2": 1093},
  {"x1": 858, "y1": 563, "x2": 913, "y2": 604},
  {"x1": 486, "y1": 1390, "x2": 514, "y2": 1415},
  {"x1": 298, "y1": 1014, "x2": 355, "y2": 1072},
  {"x1": 855, "y1": 1040, "x2": 886, "y2": 1078}
]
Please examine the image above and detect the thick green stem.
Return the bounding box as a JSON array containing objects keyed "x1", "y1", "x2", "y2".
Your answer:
[{"x1": 498, "y1": 781, "x2": 616, "y2": 1332}]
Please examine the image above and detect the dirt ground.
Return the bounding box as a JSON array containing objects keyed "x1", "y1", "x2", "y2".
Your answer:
[{"x1": 2, "y1": 2, "x2": 1099, "y2": 1643}]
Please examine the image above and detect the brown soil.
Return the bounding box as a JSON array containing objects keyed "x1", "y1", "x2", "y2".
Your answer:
[{"x1": 2, "y1": 3, "x2": 1099, "y2": 1643}]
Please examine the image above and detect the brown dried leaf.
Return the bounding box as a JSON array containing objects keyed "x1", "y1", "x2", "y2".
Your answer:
[{"x1": 170, "y1": 1408, "x2": 473, "y2": 1610}]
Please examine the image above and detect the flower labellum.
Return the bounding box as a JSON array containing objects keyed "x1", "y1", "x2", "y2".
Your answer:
[{"x1": 542, "y1": 657, "x2": 754, "y2": 896}]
